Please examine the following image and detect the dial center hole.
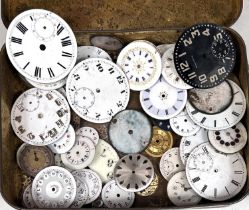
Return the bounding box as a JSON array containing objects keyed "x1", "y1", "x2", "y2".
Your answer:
[
  {"x1": 214, "y1": 169, "x2": 218, "y2": 173},
  {"x1": 128, "y1": 130, "x2": 133, "y2": 135},
  {"x1": 43, "y1": 26, "x2": 47, "y2": 29},
  {"x1": 184, "y1": 119, "x2": 188, "y2": 122},
  {"x1": 132, "y1": 171, "x2": 135, "y2": 174},
  {"x1": 117, "y1": 194, "x2": 120, "y2": 197},
  {"x1": 76, "y1": 151, "x2": 80, "y2": 155},
  {"x1": 38, "y1": 113, "x2": 43, "y2": 119},
  {"x1": 137, "y1": 64, "x2": 141, "y2": 69},
  {"x1": 96, "y1": 88, "x2": 100, "y2": 93},
  {"x1": 40, "y1": 44, "x2": 46, "y2": 51},
  {"x1": 52, "y1": 187, "x2": 56, "y2": 192},
  {"x1": 156, "y1": 140, "x2": 160, "y2": 143}
]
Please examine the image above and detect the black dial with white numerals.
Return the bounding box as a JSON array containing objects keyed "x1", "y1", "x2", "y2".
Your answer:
[
  {"x1": 174, "y1": 23, "x2": 236, "y2": 89},
  {"x1": 6, "y1": 9, "x2": 77, "y2": 83},
  {"x1": 66, "y1": 58, "x2": 130, "y2": 123},
  {"x1": 186, "y1": 142, "x2": 247, "y2": 201}
]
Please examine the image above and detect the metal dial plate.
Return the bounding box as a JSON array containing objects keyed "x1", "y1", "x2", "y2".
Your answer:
[
  {"x1": 208, "y1": 122, "x2": 248, "y2": 153},
  {"x1": 77, "y1": 46, "x2": 112, "y2": 63},
  {"x1": 89, "y1": 139, "x2": 119, "y2": 183},
  {"x1": 32, "y1": 166, "x2": 77, "y2": 208},
  {"x1": 169, "y1": 109, "x2": 200, "y2": 136},
  {"x1": 22, "y1": 183, "x2": 37, "y2": 208},
  {"x1": 136, "y1": 173, "x2": 159, "y2": 197},
  {"x1": 102, "y1": 180, "x2": 135, "y2": 208},
  {"x1": 159, "y1": 147, "x2": 184, "y2": 181},
  {"x1": 109, "y1": 110, "x2": 152, "y2": 154},
  {"x1": 70, "y1": 175, "x2": 89, "y2": 208},
  {"x1": 145, "y1": 126, "x2": 173, "y2": 157},
  {"x1": 180, "y1": 128, "x2": 209, "y2": 165},
  {"x1": 61, "y1": 135, "x2": 95, "y2": 170},
  {"x1": 140, "y1": 76, "x2": 187, "y2": 120},
  {"x1": 66, "y1": 58, "x2": 130, "y2": 123},
  {"x1": 26, "y1": 76, "x2": 67, "y2": 90},
  {"x1": 117, "y1": 40, "x2": 162, "y2": 91},
  {"x1": 186, "y1": 142, "x2": 247, "y2": 201},
  {"x1": 90, "y1": 36, "x2": 124, "y2": 51},
  {"x1": 48, "y1": 124, "x2": 76, "y2": 154},
  {"x1": 11, "y1": 88, "x2": 71, "y2": 146},
  {"x1": 167, "y1": 171, "x2": 202, "y2": 206},
  {"x1": 17, "y1": 143, "x2": 54, "y2": 177},
  {"x1": 162, "y1": 45, "x2": 192, "y2": 89},
  {"x1": 174, "y1": 23, "x2": 236, "y2": 89},
  {"x1": 76, "y1": 126, "x2": 99, "y2": 146},
  {"x1": 114, "y1": 154, "x2": 154, "y2": 192},
  {"x1": 156, "y1": 44, "x2": 174, "y2": 56},
  {"x1": 72, "y1": 169, "x2": 102, "y2": 204},
  {"x1": 188, "y1": 81, "x2": 233, "y2": 114},
  {"x1": 186, "y1": 80, "x2": 246, "y2": 130},
  {"x1": 6, "y1": 9, "x2": 77, "y2": 83}
]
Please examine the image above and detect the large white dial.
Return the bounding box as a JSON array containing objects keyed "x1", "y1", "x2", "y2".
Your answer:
[{"x1": 6, "y1": 9, "x2": 77, "y2": 83}]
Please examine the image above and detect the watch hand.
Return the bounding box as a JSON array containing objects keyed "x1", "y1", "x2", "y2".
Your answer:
[{"x1": 34, "y1": 152, "x2": 39, "y2": 161}]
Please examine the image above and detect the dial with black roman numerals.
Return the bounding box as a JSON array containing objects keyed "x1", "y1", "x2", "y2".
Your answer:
[
  {"x1": 174, "y1": 23, "x2": 236, "y2": 89},
  {"x1": 186, "y1": 142, "x2": 247, "y2": 201},
  {"x1": 186, "y1": 80, "x2": 246, "y2": 130},
  {"x1": 66, "y1": 58, "x2": 130, "y2": 123},
  {"x1": 6, "y1": 9, "x2": 77, "y2": 83}
]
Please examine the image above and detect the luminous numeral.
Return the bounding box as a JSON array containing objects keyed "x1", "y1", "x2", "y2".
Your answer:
[
  {"x1": 48, "y1": 68, "x2": 55, "y2": 78},
  {"x1": 34, "y1": 66, "x2": 41, "y2": 78},
  {"x1": 61, "y1": 36, "x2": 72, "y2": 47},
  {"x1": 183, "y1": 37, "x2": 192, "y2": 47},
  {"x1": 16, "y1": 22, "x2": 28, "y2": 34},
  {"x1": 57, "y1": 24, "x2": 64, "y2": 35},
  {"x1": 11, "y1": 36, "x2": 22, "y2": 44},
  {"x1": 179, "y1": 61, "x2": 190, "y2": 72}
]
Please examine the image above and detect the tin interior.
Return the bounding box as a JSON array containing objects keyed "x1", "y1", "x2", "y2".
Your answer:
[{"x1": 1, "y1": 0, "x2": 248, "y2": 209}]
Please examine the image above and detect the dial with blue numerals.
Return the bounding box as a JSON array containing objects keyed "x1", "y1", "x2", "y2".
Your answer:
[{"x1": 6, "y1": 9, "x2": 77, "y2": 83}]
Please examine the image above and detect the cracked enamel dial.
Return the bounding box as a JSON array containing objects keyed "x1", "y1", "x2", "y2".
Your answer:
[
  {"x1": 61, "y1": 135, "x2": 95, "y2": 170},
  {"x1": 208, "y1": 122, "x2": 248, "y2": 153},
  {"x1": 140, "y1": 77, "x2": 187, "y2": 120},
  {"x1": 159, "y1": 148, "x2": 184, "y2": 181},
  {"x1": 76, "y1": 126, "x2": 99, "y2": 146},
  {"x1": 89, "y1": 139, "x2": 119, "y2": 183},
  {"x1": 167, "y1": 171, "x2": 202, "y2": 206},
  {"x1": 180, "y1": 128, "x2": 209, "y2": 165},
  {"x1": 169, "y1": 109, "x2": 200, "y2": 136},
  {"x1": 66, "y1": 58, "x2": 130, "y2": 123},
  {"x1": 32, "y1": 166, "x2": 76, "y2": 208},
  {"x1": 162, "y1": 45, "x2": 192, "y2": 89},
  {"x1": 11, "y1": 88, "x2": 71, "y2": 146},
  {"x1": 72, "y1": 169, "x2": 102, "y2": 204},
  {"x1": 48, "y1": 124, "x2": 75, "y2": 154},
  {"x1": 117, "y1": 40, "x2": 162, "y2": 91},
  {"x1": 174, "y1": 23, "x2": 236, "y2": 89},
  {"x1": 186, "y1": 80, "x2": 246, "y2": 130},
  {"x1": 77, "y1": 46, "x2": 112, "y2": 63},
  {"x1": 186, "y1": 142, "x2": 247, "y2": 201},
  {"x1": 102, "y1": 180, "x2": 135, "y2": 208},
  {"x1": 16, "y1": 143, "x2": 55, "y2": 177},
  {"x1": 6, "y1": 9, "x2": 77, "y2": 83},
  {"x1": 22, "y1": 184, "x2": 37, "y2": 208}
]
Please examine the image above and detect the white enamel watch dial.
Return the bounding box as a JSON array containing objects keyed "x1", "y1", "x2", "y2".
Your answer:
[
  {"x1": 22, "y1": 183, "x2": 37, "y2": 208},
  {"x1": 186, "y1": 142, "x2": 247, "y2": 201},
  {"x1": 162, "y1": 45, "x2": 192, "y2": 89},
  {"x1": 180, "y1": 128, "x2": 209, "y2": 165},
  {"x1": 70, "y1": 175, "x2": 89, "y2": 208},
  {"x1": 76, "y1": 126, "x2": 99, "y2": 146},
  {"x1": 11, "y1": 88, "x2": 70, "y2": 146},
  {"x1": 6, "y1": 9, "x2": 77, "y2": 83},
  {"x1": 77, "y1": 46, "x2": 112, "y2": 63},
  {"x1": 159, "y1": 148, "x2": 184, "y2": 181},
  {"x1": 72, "y1": 169, "x2": 102, "y2": 204},
  {"x1": 48, "y1": 124, "x2": 76, "y2": 154},
  {"x1": 117, "y1": 40, "x2": 162, "y2": 91},
  {"x1": 61, "y1": 135, "x2": 95, "y2": 170},
  {"x1": 102, "y1": 180, "x2": 135, "y2": 208},
  {"x1": 208, "y1": 122, "x2": 248, "y2": 153},
  {"x1": 66, "y1": 58, "x2": 130, "y2": 123},
  {"x1": 167, "y1": 171, "x2": 202, "y2": 206},
  {"x1": 26, "y1": 76, "x2": 67, "y2": 90},
  {"x1": 32, "y1": 166, "x2": 77, "y2": 208},
  {"x1": 140, "y1": 76, "x2": 187, "y2": 120},
  {"x1": 169, "y1": 109, "x2": 200, "y2": 136},
  {"x1": 156, "y1": 44, "x2": 174, "y2": 56},
  {"x1": 89, "y1": 139, "x2": 119, "y2": 183},
  {"x1": 186, "y1": 80, "x2": 246, "y2": 130}
]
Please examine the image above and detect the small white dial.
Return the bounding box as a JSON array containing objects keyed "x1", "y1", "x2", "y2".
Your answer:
[
  {"x1": 117, "y1": 40, "x2": 162, "y2": 91},
  {"x1": 11, "y1": 88, "x2": 71, "y2": 146},
  {"x1": 102, "y1": 180, "x2": 135, "y2": 208},
  {"x1": 6, "y1": 9, "x2": 77, "y2": 83},
  {"x1": 186, "y1": 142, "x2": 247, "y2": 201},
  {"x1": 167, "y1": 171, "x2": 202, "y2": 206},
  {"x1": 22, "y1": 184, "x2": 37, "y2": 208},
  {"x1": 66, "y1": 58, "x2": 130, "y2": 123},
  {"x1": 76, "y1": 126, "x2": 99, "y2": 146}
]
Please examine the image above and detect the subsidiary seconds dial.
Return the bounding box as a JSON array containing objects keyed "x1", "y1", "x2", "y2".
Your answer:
[
  {"x1": 174, "y1": 23, "x2": 236, "y2": 88},
  {"x1": 6, "y1": 9, "x2": 77, "y2": 83}
]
